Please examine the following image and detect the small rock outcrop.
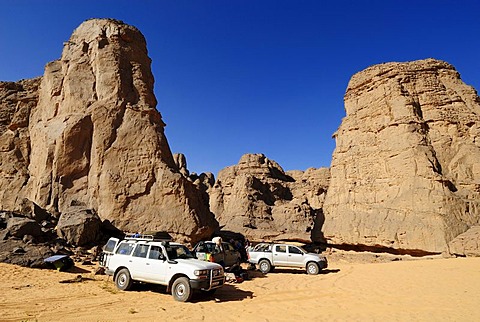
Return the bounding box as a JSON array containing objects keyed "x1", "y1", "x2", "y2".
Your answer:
[
  {"x1": 323, "y1": 59, "x2": 480, "y2": 254},
  {"x1": 209, "y1": 154, "x2": 329, "y2": 242},
  {"x1": 449, "y1": 226, "x2": 480, "y2": 257}
]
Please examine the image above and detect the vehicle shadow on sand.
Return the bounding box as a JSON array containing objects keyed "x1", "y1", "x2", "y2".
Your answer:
[
  {"x1": 192, "y1": 284, "x2": 254, "y2": 303},
  {"x1": 126, "y1": 282, "x2": 254, "y2": 303},
  {"x1": 66, "y1": 266, "x2": 92, "y2": 274},
  {"x1": 255, "y1": 267, "x2": 341, "y2": 275}
]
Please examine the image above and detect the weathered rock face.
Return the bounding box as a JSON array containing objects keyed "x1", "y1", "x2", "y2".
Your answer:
[
  {"x1": 323, "y1": 59, "x2": 480, "y2": 253},
  {"x1": 209, "y1": 153, "x2": 329, "y2": 242},
  {"x1": 0, "y1": 79, "x2": 40, "y2": 212},
  {"x1": 449, "y1": 226, "x2": 480, "y2": 257},
  {"x1": 0, "y1": 19, "x2": 217, "y2": 244}
]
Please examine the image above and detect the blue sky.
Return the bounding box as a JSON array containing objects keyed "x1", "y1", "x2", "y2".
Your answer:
[{"x1": 1, "y1": 1, "x2": 479, "y2": 176}]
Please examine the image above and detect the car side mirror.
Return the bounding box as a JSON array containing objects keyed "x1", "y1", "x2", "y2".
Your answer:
[{"x1": 158, "y1": 253, "x2": 166, "y2": 261}]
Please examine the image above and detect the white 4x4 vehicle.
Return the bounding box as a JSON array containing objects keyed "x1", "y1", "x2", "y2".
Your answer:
[
  {"x1": 247, "y1": 243, "x2": 328, "y2": 275},
  {"x1": 99, "y1": 235, "x2": 224, "y2": 302}
]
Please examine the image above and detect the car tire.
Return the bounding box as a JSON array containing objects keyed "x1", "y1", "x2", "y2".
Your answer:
[
  {"x1": 115, "y1": 268, "x2": 132, "y2": 291},
  {"x1": 307, "y1": 262, "x2": 319, "y2": 275},
  {"x1": 258, "y1": 259, "x2": 271, "y2": 274},
  {"x1": 172, "y1": 277, "x2": 192, "y2": 302}
]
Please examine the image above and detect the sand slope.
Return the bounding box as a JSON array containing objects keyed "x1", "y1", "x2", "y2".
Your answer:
[{"x1": 1, "y1": 257, "x2": 479, "y2": 321}]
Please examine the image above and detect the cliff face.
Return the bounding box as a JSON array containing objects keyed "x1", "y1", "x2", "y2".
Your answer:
[
  {"x1": 0, "y1": 78, "x2": 40, "y2": 212},
  {"x1": 2, "y1": 20, "x2": 480, "y2": 255},
  {"x1": 323, "y1": 59, "x2": 480, "y2": 253},
  {"x1": 2, "y1": 19, "x2": 218, "y2": 243},
  {"x1": 209, "y1": 154, "x2": 329, "y2": 242}
]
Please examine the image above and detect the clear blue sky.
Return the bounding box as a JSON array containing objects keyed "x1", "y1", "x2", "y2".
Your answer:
[{"x1": 1, "y1": 1, "x2": 479, "y2": 176}]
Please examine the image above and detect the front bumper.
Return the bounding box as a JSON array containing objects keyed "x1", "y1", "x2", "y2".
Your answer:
[
  {"x1": 318, "y1": 258, "x2": 328, "y2": 269},
  {"x1": 191, "y1": 268, "x2": 225, "y2": 291},
  {"x1": 190, "y1": 277, "x2": 224, "y2": 290}
]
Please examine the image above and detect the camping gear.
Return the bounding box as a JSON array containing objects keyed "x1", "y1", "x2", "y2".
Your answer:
[{"x1": 44, "y1": 255, "x2": 74, "y2": 271}]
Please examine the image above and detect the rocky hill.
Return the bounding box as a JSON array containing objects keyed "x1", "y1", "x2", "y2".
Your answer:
[
  {"x1": 1, "y1": 19, "x2": 479, "y2": 260},
  {"x1": 1, "y1": 19, "x2": 217, "y2": 246},
  {"x1": 208, "y1": 153, "x2": 329, "y2": 242},
  {"x1": 323, "y1": 59, "x2": 480, "y2": 255}
]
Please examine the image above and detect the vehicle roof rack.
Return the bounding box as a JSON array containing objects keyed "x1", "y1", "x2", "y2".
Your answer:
[
  {"x1": 124, "y1": 232, "x2": 173, "y2": 242},
  {"x1": 125, "y1": 233, "x2": 155, "y2": 241}
]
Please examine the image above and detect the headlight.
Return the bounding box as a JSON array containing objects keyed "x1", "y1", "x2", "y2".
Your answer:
[{"x1": 194, "y1": 269, "x2": 209, "y2": 276}]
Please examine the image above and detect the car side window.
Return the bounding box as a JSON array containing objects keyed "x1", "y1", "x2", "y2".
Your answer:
[
  {"x1": 116, "y1": 243, "x2": 134, "y2": 255},
  {"x1": 275, "y1": 245, "x2": 286, "y2": 253},
  {"x1": 289, "y1": 246, "x2": 303, "y2": 254},
  {"x1": 133, "y1": 244, "x2": 149, "y2": 258},
  {"x1": 205, "y1": 243, "x2": 215, "y2": 253},
  {"x1": 103, "y1": 239, "x2": 117, "y2": 252},
  {"x1": 148, "y1": 246, "x2": 164, "y2": 260}
]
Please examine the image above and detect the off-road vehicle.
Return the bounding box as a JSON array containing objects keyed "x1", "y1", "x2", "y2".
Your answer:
[
  {"x1": 100, "y1": 234, "x2": 225, "y2": 302},
  {"x1": 247, "y1": 243, "x2": 328, "y2": 275}
]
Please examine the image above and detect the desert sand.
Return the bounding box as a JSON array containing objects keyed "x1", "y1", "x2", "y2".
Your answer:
[{"x1": 1, "y1": 253, "x2": 479, "y2": 322}]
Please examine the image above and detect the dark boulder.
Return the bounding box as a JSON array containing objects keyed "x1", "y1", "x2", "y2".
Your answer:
[
  {"x1": 56, "y1": 209, "x2": 102, "y2": 246},
  {"x1": 6, "y1": 216, "x2": 44, "y2": 238},
  {"x1": 0, "y1": 239, "x2": 53, "y2": 268}
]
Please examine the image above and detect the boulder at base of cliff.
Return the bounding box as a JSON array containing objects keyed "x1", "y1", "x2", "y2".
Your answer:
[
  {"x1": 449, "y1": 226, "x2": 480, "y2": 257},
  {"x1": 0, "y1": 239, "x2": 53, "y2": 268},
  {"x1": 6, "y1": 216, "x2": 44, "y2": 239},
  {"x1": 56, "y1": 209, "x2": 102, "y2": 246}
]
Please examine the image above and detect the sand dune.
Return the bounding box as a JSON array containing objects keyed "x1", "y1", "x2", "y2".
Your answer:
[{"x1": 1, "y1": 255, "x2": 479, "y2": 321}]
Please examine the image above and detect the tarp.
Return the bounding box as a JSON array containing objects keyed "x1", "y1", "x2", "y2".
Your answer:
[
  {"x1": 44, "y1": 255, "x2": 74, "y2": 271},
  {"x1": 44, "y1": 255, "x2": 69, "y2": 262}
]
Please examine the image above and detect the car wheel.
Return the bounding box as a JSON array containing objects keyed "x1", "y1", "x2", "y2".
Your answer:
[
  {"x1": 307, "y1": 262, "x2": 319, "y2": 275},
  {"x1": 115, "y1": 268, "x2": 132, "y2": 290},
  {"x1": 258, "y1": 259, "x2": 271, "y2": 274},
  {"x1": 172, "y1": 277, "x2": 192, "y2": 302}
]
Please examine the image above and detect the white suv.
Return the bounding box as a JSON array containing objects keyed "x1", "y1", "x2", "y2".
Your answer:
[{"x1": 100, "y1": 235, "x2": 225, "y2": 302}]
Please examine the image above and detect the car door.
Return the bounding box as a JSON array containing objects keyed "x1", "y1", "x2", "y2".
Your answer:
[
  {"x1": 272, "y1": 245, "x2": 289, "y2": 266},
  {"x1": 223, "y1": 243, "x2": 238, "y2": 266},
  {"x1": 143, "y1": 245, "x2": 168, "y2": 283},
  {"x1": 129, "y1": 243, "x2": 150, "y2": 280},
  {"x1": 287, "y1": 246, "x2": 305, "y2": 267},
  {"x1": 100, "y1": 237, "x2": 119, "y2": 267}
]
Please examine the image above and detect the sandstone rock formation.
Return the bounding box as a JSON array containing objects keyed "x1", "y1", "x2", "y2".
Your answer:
[
  {"x1": 209, "y1": 153, "x2": 329, "y2": 242},
  {"x1": 0, "y1": 79, "x2": 40, "y2": 212},
  {"x1": 323, "y1": 59, "x2": 480, "y2": 254},
  {"x1": 1, "y1": 19, "x2": 218, "y2": 244},
  {"x1": 449, "y1": 226, "x2": 480, "y2": 257}
]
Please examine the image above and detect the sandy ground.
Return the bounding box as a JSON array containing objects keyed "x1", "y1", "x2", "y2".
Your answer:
[{"x1": 1, "y1": 252, "x2": 480, "y2": 322}]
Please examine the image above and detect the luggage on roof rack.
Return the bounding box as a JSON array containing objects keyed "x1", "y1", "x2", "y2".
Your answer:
[{"x1": 125, "y1": 233, "x2": 154, "y2": 241}]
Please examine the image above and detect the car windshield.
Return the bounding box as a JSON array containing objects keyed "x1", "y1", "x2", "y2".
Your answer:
[
  {"x1": 298, "y1": 246, "x2": 308, "y2": 254},
  {"x1": 165, "y1": 244, "x2": 195, "y2": 260}
]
